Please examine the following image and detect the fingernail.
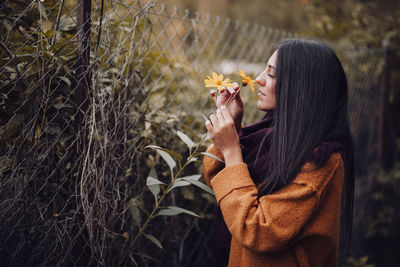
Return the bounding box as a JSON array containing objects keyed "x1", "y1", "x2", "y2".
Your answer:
[
  {"x1": 216, "y1": 108, "x2": 220, "y2": 113},
  {"x1": 221, "y1": 105, "x2": 226, "y2": 110}
]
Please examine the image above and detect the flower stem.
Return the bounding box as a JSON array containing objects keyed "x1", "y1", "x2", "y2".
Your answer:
[{"x1": 225, "y1": 85, "x2": 243, "y2": 107}]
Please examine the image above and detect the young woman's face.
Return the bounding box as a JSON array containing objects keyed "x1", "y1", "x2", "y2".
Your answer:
[{"x1": 255, "y1": 50, "x2": 277, "y2": 111}]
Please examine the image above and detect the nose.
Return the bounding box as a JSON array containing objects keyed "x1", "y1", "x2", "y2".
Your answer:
[{"x1": 255, "y1": 75, "x2": 265, "y2": 86}]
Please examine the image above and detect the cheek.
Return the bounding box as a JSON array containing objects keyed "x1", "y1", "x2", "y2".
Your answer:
[
  {"x1": 266, "y1": 80, "x2": 276, "y2": 97},
  {"x1": 257, "y1": 79, "x2": 277, "y2": 111},
  {"x1": 271, "y1": 82, "x2": 276, "y2": 96}
]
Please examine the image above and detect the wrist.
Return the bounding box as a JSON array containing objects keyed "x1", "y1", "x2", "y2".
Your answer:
[{"x1": 222, "y1": 144, "x2": 243, "y2": 166}]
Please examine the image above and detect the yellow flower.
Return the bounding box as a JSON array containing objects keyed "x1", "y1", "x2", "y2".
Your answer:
[
  {"x1": 204, "y1": 72, "x2": 234, "y2": 91},
  {"x1": 236, "y1": 70, "x2": 256, "y2": 92}
]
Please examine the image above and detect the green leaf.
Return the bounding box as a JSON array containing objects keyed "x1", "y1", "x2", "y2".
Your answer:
[
  {"x1": 32, "y1": 31, "x2": 47, "y2": 39},
  {"x1": 200, "y1": 152, "x2": 224, "y2": 163},
  {"x1": 129, "y1": 205, "x2": 141, "y2": 226},
  {"x1": 188, "y1": 157, "x2": 198, "y2": 163},
  {"x1": 44, "y1": 29, "x2": 57, "y2": 38},
  {"x1": 126, "y1": 196, "x2": 147, "y2": 214},
  {"x1": 183, "y1": 179, "x2": 214, "y2": 195},
  {"x1": 144, "y1": 233, "x2": 163, "y2": 249},
  {"x1": 17, "y1": 62, "x2": 26, "y2": 74},
  {"x1": 156, "y1": 206, "x2": 199, "y2": 217},
  {"x1": 202, "y1": 133, "x2": 210, "y2": 141},
  {"x1": 175, "y1": 174, "x2": 202, "y2": 182},
  {"x1": 146, "y1": 145, "x2": 178, "y2": 171},
  {"x1": 182, "y1": 125, "x2": 200, "y2": 142},
  {"x1": 5, "y1": 67, "x2": 16, "y2": 73},
  {"x1": 145, "y1": 145, "x2": 182, "y2": 164},
  {"x1": 37, "y1": 1, "x2": 48, "y2": 19},
  {"x1": 58, "y1": 76, "x2": 71, "y2": 87},
  {"x1": 200, "y1": 112, "x2": 209, "y2": 122},
  {"x1": 126, "y1": 197, "x2": 143, "y2": 226},
  {"x1": 168, "y1": 180, "x2": 191, "y2": 192},
  {"x1": 176, "y1": 130, "x2": 195, "y2": 151},
  {"x1": 146, "y1": 175, "x2": 165, "y2": 199},
  {"x1": 149, "y1": 168, "x2": 158, "y2": 179}
]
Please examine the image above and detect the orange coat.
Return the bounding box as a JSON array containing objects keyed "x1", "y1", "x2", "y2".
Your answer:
[{"x1": 203, "y1": 144, "x2": 344, "y2": 267}]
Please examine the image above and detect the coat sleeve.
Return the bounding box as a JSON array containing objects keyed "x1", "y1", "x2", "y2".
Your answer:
[
  {"x1": 209, "y1": 157, "x2": 342, "y2": 253},
  {"x1": 202, "y1": 144, "x2": 225, "y2": 187}
]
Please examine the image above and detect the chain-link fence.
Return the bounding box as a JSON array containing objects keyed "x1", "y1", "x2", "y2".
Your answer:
[{"x1": 0, "y1": 0, "x2": 382, "y2": 266}]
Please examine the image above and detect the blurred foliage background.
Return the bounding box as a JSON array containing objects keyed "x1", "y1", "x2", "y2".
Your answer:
[{"x1": 0, "y1": 0, "x2": 399, "y2": 266}]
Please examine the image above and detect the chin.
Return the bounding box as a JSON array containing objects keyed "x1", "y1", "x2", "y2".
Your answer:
[{"x1": 257, "y1": 101, "x2": 271, "y2": 111}]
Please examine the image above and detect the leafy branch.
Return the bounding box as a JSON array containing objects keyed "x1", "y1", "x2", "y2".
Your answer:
[{"x1": 120, "y1": 130, "x2": 223, "y2": 265}]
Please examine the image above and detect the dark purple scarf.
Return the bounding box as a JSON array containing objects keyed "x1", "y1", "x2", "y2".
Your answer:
[{"x1": 210, "y1": 113, "x2": 345, "y2": 267}]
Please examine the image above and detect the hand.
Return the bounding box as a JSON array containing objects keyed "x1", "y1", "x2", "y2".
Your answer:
[
  {"x1": 205, "y1": 106, "x2": 243, "y2": 166},
  {"x1": 210, "y1": 84, "x2": 243, "y2": 132}
]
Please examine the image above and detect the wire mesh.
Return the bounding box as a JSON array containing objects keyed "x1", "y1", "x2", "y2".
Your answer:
[{"x1": 0, "y1": 0, "x2": 381, "y2": 266}]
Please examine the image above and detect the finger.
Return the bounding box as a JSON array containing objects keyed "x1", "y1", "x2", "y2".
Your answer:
[
  {"x1": 216, "y1": 108, "x2": 224, "y2": 122},
  {"x1": 205, "y1": 119, "x2": 213, "y2": 134},
  {"x1": 226, "y1": 87, "x2": 234, "y2": 94},
  {"x1": 226, "y1": 82, "x2": 239, "y2": 94},
  {"x1": 220, "y1": 88, "x2": 231, "y2": 97},
  {"x1": 221, "y1": 105, "x2": 234, "y2": 124},
  {"x1": 209, "y1": 114, "x2": 218, "y2": 129}
]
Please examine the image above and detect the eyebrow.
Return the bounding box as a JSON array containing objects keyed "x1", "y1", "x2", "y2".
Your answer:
[{"x1": 267, "y1": 64, "x2": 276, "y2": 69}]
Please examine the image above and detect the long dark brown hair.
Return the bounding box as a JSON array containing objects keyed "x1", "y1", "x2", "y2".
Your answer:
[{"x1": 257, "y1": 39, "x2": 355, "y2": 260}]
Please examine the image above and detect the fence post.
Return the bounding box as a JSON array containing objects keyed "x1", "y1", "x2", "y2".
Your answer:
[
  {"x1": 75, "y1": 0, "x2": 91, "y2": 137},
  {"x1": 72, "y1": 1, "x2": 92, "y2": 263}
]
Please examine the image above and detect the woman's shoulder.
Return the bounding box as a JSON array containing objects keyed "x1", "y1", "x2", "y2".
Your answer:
[
  {"x1": 292, "y1": 152, "x2": 344, "y2": 194},
  {"x1": 300, "y1": 152, "x2": 343, "y2": 172}
]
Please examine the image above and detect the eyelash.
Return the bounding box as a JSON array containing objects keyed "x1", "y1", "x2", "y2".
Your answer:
[{"x1": 267, "y1": 74, "x2": 275, "y2": 78}]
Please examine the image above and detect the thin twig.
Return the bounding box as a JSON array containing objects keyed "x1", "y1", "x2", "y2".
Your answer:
[
  {"x1": 50, "y1": 0, "x2": 64, "y2": 46},
  {"x1": 94, "y1": 0, "x2": 104, "y2": 54},
  {"x1": 225, "y1": 85, "x2": 243, "y2": 107}
]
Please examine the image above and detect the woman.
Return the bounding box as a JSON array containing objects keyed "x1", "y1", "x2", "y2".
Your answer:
[{"x1": 203, "y1": 39, "x2": 354, "y2": 267}]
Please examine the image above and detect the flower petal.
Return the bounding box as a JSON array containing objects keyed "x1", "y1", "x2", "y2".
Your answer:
[
  {"x1": 249, "y1": 82, "x2": 255, "y2": 92},
  {"x1": 204, "y1": 79, "x2": 215, "y2": 84},
  {"x1": 212, "y1": 72, "x2": 218, "y2": 80}
]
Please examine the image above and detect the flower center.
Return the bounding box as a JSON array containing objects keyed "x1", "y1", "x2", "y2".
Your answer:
[{"x1": 216, "y1": 81, "x2": 222, "y2": 85}]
